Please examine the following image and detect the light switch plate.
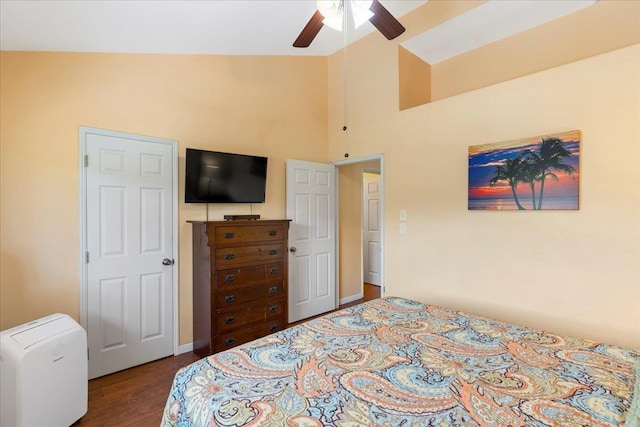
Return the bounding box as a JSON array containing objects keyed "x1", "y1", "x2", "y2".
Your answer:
[
  {"x1": 400, "y1": 210, "x2": 407, "y2": 221},
  {"x1": 400, "y1": 223, "x2": 407, "y2": 235}
]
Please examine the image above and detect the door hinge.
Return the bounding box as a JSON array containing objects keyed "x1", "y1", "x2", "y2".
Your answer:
[
  {"x1": 84, "y1": 155, "x2": 89, "y2": 167},
  {"x1": 87, "y1": 348, "x2": 90, "y2": 360},
  {"x1": 86, "y1": 252, "x2": 90, "y2": 263}
]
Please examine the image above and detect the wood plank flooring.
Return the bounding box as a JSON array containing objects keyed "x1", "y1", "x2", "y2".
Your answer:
[{"x1": 74, "y1": 284, "x2": 381, "y2": 426}]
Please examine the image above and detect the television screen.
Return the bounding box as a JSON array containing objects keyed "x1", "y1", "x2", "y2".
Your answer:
[{"x1": 185, "y1": 148, "x2": 267, "y2": 203}]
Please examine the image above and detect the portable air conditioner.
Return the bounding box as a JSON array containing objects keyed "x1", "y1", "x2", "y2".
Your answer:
[{"x1": 1, "y1": 313, "x2": 88, "y2": 427}]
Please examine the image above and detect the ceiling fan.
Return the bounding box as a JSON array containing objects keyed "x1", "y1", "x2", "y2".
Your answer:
[{"x1": 293, "y1": 0, "x2": 406, "y2": 48}]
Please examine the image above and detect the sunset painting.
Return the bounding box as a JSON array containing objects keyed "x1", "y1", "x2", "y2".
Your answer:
[{"x1": 469, "y1": 130, "x2": 580, "y2": 210}]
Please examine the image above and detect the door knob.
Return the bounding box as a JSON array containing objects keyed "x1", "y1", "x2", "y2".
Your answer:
[
  {"x1": 289, "y1": 247, "x2": 297, "y2": 253},
  {"x1": 162, "y1": 258, "x2": 174, "y2": 266}
]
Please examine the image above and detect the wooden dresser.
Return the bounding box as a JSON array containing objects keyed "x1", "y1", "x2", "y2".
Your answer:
[{"x1": 189, "y1": 219, "x2": 290, "y2": 357}]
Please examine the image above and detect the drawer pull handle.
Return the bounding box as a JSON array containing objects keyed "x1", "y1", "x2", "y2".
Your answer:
[
  {"x1": 268, "y1": 286, "x2": 278, "y2": 294},
  {"x1": 268, "y1": 305, "x2": 278, "y2": 314},
  {"x1": 224, "y1": 274, "x2": 236, "y2": 282},
  {"x1": 224, "y1": 253, "x2": 235, "y2": 260},
  {"x1": 225, "y1": 338, "x2": 235, "y2": 345},
  {"x1": 270, "y1": 325, "x2": 278, "y2": 333},
  {"x1": 268, "y1": 230, "x2": 277, "y2": 236},
  {"x1": 224, "y1": 295, "x2": 235, "y2": 303},
  {"x1": 224, "y1": 317, "x2": 235, "y2": 324},
  {"x1": 269, "y1": 267, "x2": 278, "y2": 275},
  {"x1": 224, "y1": 232, "x2": 235, "y2": 239},
  {"x1": 268, "y1": 250, "x2": 277, "y2": 256}
]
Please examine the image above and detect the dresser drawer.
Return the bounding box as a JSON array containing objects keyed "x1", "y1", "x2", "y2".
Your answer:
[
  {"x1": 216, "y1": 263, "x2": 284, "y2": 286},
  {"x1": 215, "y1": 299, "x2": 285, "y2": 332},
  {"x1": 217, "y1": 280, "x2": 284, "y2": 306},
  {"x1": 215, "y1": 224, "x2": 285, "y2": 244},
  {"x1": 214, "y1": 319, "x2": 286, "y2": 352},
  {"x1": 215, "y1": 244, "x2": 284, "y2": 268}
]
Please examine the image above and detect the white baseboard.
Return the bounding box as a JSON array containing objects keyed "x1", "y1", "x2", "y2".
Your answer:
[
  {"x1": 176, "y1": 342, "x2": 193, "y2": 355},
  {"x1": 339, "y1": 292, "x2": 364, "y2": 306}
]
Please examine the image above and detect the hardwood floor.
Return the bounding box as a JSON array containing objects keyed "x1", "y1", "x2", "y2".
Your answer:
[
  {"x1": 337, "y1": 282, "x2": 381, "y2": 309},
  {"x1": 74, "y1": 352, "x2": 201, "y2": 427},
  {"x1": 289, "y1": 283, "x2": 381, "y2": 326},
  {"x1": 75, "y1": 284, "x2": 381, "y2": 426}
]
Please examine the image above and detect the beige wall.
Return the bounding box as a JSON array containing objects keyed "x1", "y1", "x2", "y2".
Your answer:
[
  {"x1": 2, "y1": 3, "x2": 639, "y2": 354},
  {"x1": 327, "y1": 40, "x2": 640, "y2": 349},
  {"x1": 0, "y1": 52, "x2": 328, "y2": 345},
  {"x1": 338, "y1": 160, "x2": 380, "y2": 300},
  {"x1": 399, "y1": 47, "x2": 430, "y2": 110},
  {"x1": 430, "y1": 0, "x2": 640, "y2": 101}
]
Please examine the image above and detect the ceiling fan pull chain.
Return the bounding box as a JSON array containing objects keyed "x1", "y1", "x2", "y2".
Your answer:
[{"x1": 343, "y1": 7, "x2": 349, "y2": 158}]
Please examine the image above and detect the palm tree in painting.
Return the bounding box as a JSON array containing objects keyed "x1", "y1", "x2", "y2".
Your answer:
[
  {"x1": 520, "y1": 155, "x2": 540, "y2": 209},
  {"x1": 526, "y1": 137, "x2": 575, "y2": 209},
  {"x1": 489, "y1": 156, "x2": 526, "y2": 210}
]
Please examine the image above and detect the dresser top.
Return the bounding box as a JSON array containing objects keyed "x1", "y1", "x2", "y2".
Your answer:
[{"x1": 188, "y1": 219, "x2": 290, "y2": 225}]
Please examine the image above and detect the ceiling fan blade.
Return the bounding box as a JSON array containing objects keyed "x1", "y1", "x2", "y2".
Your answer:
[
  {"x1": 369, "y1": 0, "x2": 406, "y2": 40},
  {"x1": 293, "y1": 10, "x2": 325, "y2": 48}
]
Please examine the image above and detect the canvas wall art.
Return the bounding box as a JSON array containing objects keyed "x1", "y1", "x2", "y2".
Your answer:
[{"x1": 468, "y1": 130, "x2": 580, "y2": 210}]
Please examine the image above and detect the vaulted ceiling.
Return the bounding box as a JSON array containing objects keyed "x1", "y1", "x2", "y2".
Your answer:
[{"x1": 0, "y1": 0, "x2": 600, "y2": 63}]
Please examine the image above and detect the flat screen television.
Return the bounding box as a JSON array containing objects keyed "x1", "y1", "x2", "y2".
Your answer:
[{"x1": 185, "y1": 148, "x2": 267, "y2": 203}]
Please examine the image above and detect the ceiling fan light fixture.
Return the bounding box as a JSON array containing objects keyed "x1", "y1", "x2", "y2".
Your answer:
[
  {"x1": 317, "y1": 0, "x2": 374, "y2": 31},
  {"x1": 322, "y1": 14, "x2": 344, "y2": 31},
  {"x1": 295, "y1": 0, "x2": 403, "y2": 47},
  {"x1": 318, "y1": 0, "x2": 344, "y2": 31},
  {"x1": 351, "y1": 0, "x2": 374, "y2": 28}
]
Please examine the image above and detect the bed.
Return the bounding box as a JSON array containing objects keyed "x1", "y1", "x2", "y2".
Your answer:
[{"x1": 162, "y1": 297, "x2": 639, "y2": 426}]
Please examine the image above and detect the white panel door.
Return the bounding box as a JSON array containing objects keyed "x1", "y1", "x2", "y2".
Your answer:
[
  {"x1": 363, "y1": 172, "x2": 381, "y2": 285},
  {"x1": 286, "y1": 159, "x2": 336, "y2": 323},
  {"x1": 85, "y1": 130, "x2": 174, "y2": 379}
]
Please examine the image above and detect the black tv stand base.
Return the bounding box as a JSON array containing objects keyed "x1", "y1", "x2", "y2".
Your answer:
[{"x1": 224, "y1": 214, "x2": 260, "y2": 221}]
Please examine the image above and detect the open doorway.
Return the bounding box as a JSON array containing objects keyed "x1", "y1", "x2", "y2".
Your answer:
[
  {"x1": 362, "y1": 169, "x2": 381, "y2": 287},
  {"x1": 334, "y1": 155, "x2": 384, "y2": 306}
]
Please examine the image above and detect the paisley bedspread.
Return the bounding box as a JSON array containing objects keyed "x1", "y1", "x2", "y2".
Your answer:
[{"x1": 162, "y1": 297, "x2": 639, "y2": 426}]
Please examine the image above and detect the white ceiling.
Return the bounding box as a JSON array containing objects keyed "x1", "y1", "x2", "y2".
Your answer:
[
  {"x1": 0, "y1": 0, "x2": 597, "y2": 61},
  {"x1": 0, "y1": 0, "x2": 427, "y2": 56}
]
